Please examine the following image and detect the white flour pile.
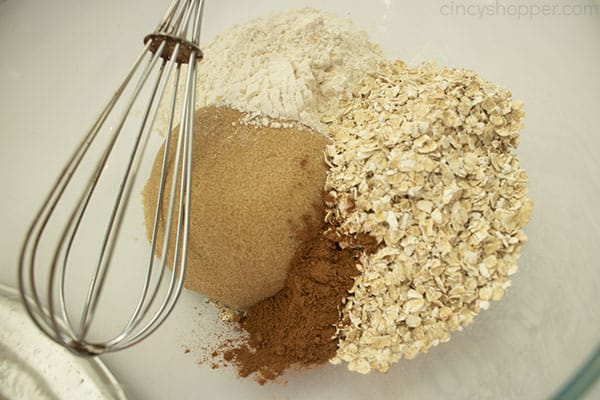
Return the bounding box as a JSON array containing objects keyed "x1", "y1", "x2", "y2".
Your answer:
[{"x1": 161, "y1": 8, "x2": 385, "y2": 135}]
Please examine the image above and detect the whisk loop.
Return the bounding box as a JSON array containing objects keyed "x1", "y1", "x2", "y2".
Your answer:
[{"x1": 18, "y1": 0, "x2": 205, "y2": 355}]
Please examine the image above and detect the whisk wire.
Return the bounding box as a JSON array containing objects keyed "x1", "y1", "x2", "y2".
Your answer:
[
  {"x1": 76, "y1": 41, "x2": 171, "y2": 340},
  {"x1": 115, "y1": 53, "x2": 184, "y2": 345},
  {"x1": 121, "y1": 13, "x2": 203, "y2": 349},
  {"x1": 20, "y1": 44, "x2": 153, "y2": 347},
  {"x1": 120, "y1": 0, "x2": 202, "y2": 336}
]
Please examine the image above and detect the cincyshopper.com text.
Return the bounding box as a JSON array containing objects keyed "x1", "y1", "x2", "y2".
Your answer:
[{"x1": 440, "y1": 1, "x2": 599, "y2": 19}]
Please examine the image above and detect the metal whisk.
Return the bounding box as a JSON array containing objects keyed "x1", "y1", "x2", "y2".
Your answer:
[{"x1": 18, "y1": 0, "x2": 205, "y2": 355}]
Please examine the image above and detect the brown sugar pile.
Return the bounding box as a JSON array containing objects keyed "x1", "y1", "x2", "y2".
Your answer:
[
  {"x1": 221, "y1": 206, "x2": 377, "y2": 384},
  {"x1": 143, "y1": 106, "x2": 328, "y2": 310}
]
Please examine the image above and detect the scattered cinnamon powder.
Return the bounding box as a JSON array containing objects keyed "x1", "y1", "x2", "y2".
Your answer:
[{"x1": 221, "y1": 206, "x2": 377, "y2": 384}]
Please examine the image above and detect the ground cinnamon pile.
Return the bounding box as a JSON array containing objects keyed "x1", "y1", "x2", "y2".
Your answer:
[{"x1": 221, "y1": 207, "x2": 377, "y2": 384}]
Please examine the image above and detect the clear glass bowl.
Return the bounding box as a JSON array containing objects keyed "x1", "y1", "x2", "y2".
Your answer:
[{"x1": 0, "y1": 0, "x2": 598, "y2": 399}]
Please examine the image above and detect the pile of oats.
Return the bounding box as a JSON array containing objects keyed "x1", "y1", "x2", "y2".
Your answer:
[{"x1": 325, "y1": 60, "x2": 533, "y2": 374}]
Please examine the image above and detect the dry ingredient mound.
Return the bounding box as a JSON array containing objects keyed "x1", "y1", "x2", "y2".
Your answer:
[
  {"x1": 326, "y1": 60, "x2": 533, "y2": 373},
  {"x1": 148, "y1": 7, "x2": 534, "y2": 382},
  {"x1": 193, "y1": 7, "x2": 385, "y2": 134},
  {"x1": 143, "y1": 106, "x2": 328, "y2": 310},
  {"x1": 220, "y1": 207, "x2": 377, "y2": 385}
]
